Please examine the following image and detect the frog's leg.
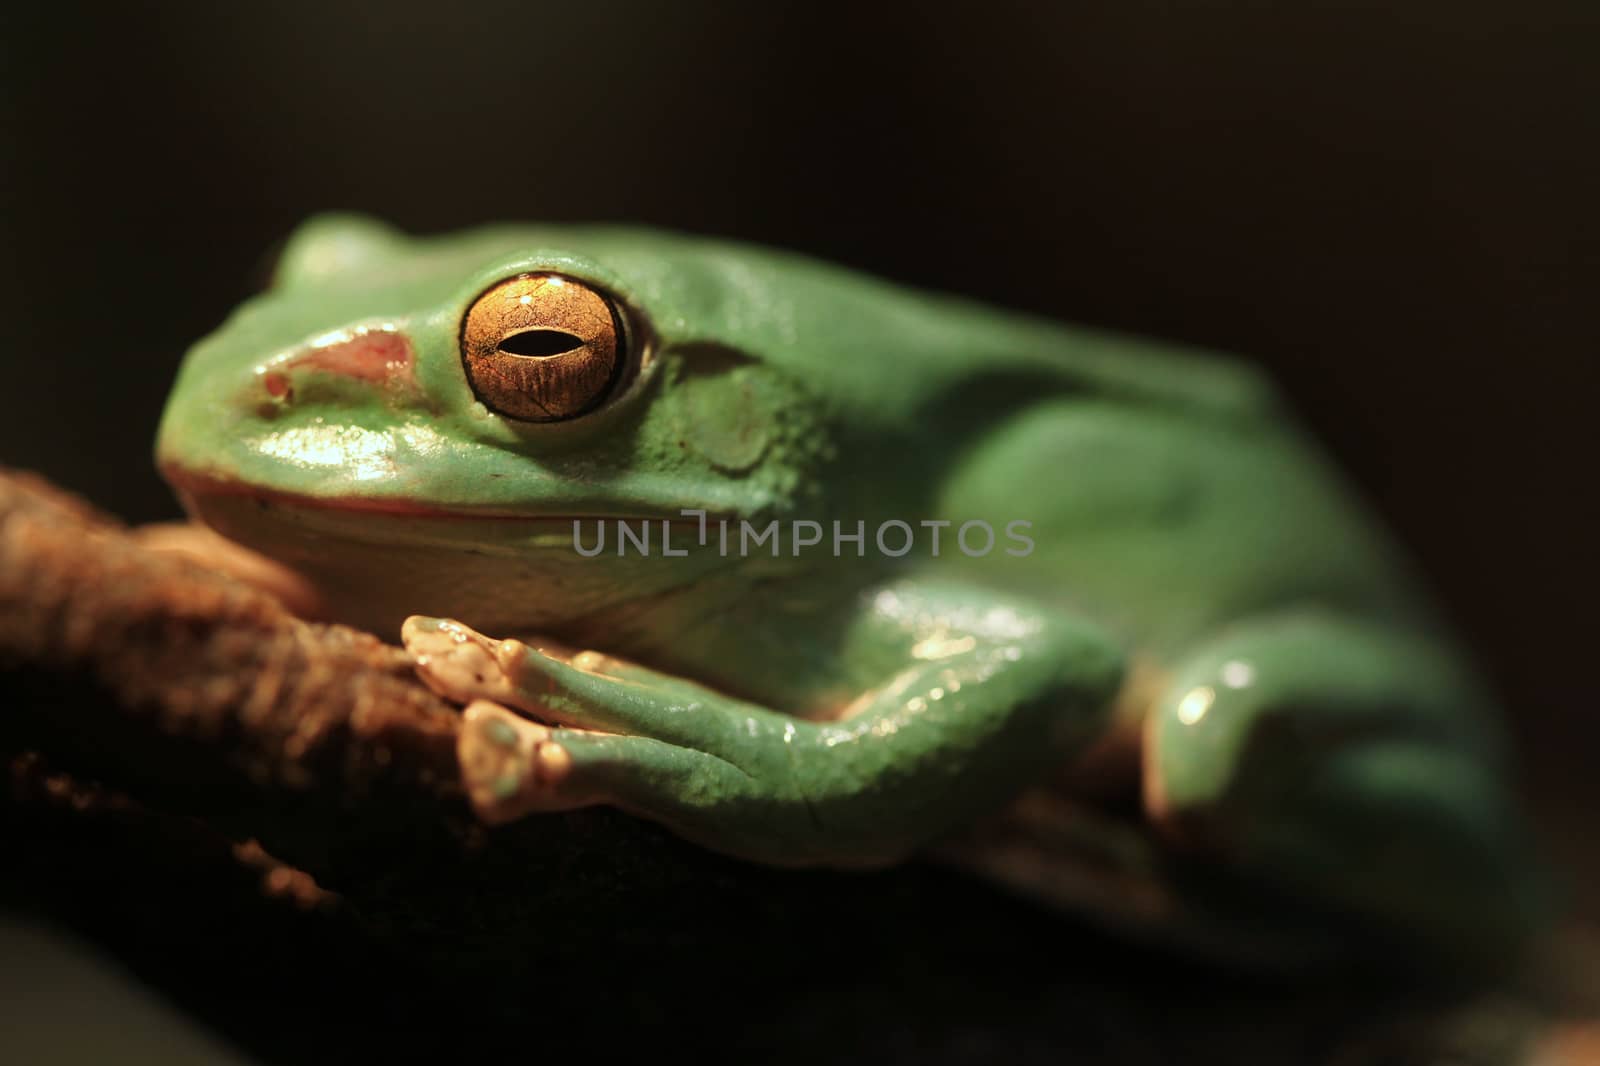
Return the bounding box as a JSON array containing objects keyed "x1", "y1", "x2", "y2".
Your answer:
[
  {"x1": 1144, "y1": 611, "x2": 1542, "y2": 961},
  {"x1": 404, "y1": 579, "x2": 1124, "y2": 867}
]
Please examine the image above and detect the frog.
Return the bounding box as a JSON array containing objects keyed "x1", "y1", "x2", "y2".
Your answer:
[{"x1": 153, "y1": 214, "x2": 1541, "y2": 965}]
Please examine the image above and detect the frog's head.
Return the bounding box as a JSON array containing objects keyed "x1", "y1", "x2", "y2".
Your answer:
[{"x1": 156, "y1": 215, "x2": 963, "y2": 636}]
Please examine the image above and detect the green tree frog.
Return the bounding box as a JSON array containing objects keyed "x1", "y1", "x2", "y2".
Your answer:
[{"x1": 155, "y1": 215, "x2": 1539, "y2": 960}]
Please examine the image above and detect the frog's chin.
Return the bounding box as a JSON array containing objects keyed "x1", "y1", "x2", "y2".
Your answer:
[{"x1": 160, "y1": 464, "x2": 738, "y2": 639}]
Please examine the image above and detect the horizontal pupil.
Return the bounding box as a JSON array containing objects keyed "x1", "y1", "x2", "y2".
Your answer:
[{"x1": 497, "y1": 328, "x2": 585, "y2": 357}]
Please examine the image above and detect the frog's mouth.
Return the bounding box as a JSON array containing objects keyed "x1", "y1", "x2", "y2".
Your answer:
[
  {"x1": 165, "y1": 465, "x2": 525, "y2": 520},
  {"x1": 160, "y1": 464, "x2": 719, "y2": 525}
]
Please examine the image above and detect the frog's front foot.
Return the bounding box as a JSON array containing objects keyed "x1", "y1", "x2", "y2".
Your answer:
[
  {"x1": 404, "y1": 617, "x2": 650, "y2": 825},
  {"x1": 402, "y1": 614, "x2": 814, "y2": 858}
]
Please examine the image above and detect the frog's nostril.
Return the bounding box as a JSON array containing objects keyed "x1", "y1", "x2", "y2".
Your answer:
[
  {"x1": 266, "y1": 327, "x2": 418, "y2": 395},
  {"x1": 250, "y1": 328, "x2": 422, "y2": 411},
  {"x1": 497, "y1": 329, "x2": 585, "y2": 357}
]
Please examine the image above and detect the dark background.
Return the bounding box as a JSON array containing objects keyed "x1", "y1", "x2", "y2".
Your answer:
[{"x1": 1, "y1": 0, "x2": 1596, "y2": 1053}]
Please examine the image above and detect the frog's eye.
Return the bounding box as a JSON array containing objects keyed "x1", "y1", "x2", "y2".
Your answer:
[{"x1": 460, "y1": 273, "x2": 627, "y2": 422}]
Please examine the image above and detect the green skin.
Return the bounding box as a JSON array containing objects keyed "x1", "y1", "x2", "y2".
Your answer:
[{"x1": 157, "y1": 215, "x2": 1537, "y2": 958}]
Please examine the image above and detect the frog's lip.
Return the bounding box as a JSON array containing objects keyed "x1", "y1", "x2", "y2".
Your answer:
[{"x1": 159, "y1": 464, "x2": 710, "y2": 523}]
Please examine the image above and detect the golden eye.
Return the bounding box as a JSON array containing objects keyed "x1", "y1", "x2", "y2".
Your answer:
[{"x1": 460, "y1": 273, "x2": 627, "y2": 421}]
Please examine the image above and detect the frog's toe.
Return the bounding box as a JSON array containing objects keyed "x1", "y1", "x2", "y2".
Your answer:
[
  {"x1": 404, "y1": 615, "x2": 564, "y2": 714},
  {"x1": 457, "y1": 700, "x2": 579, "y2": 823}
]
